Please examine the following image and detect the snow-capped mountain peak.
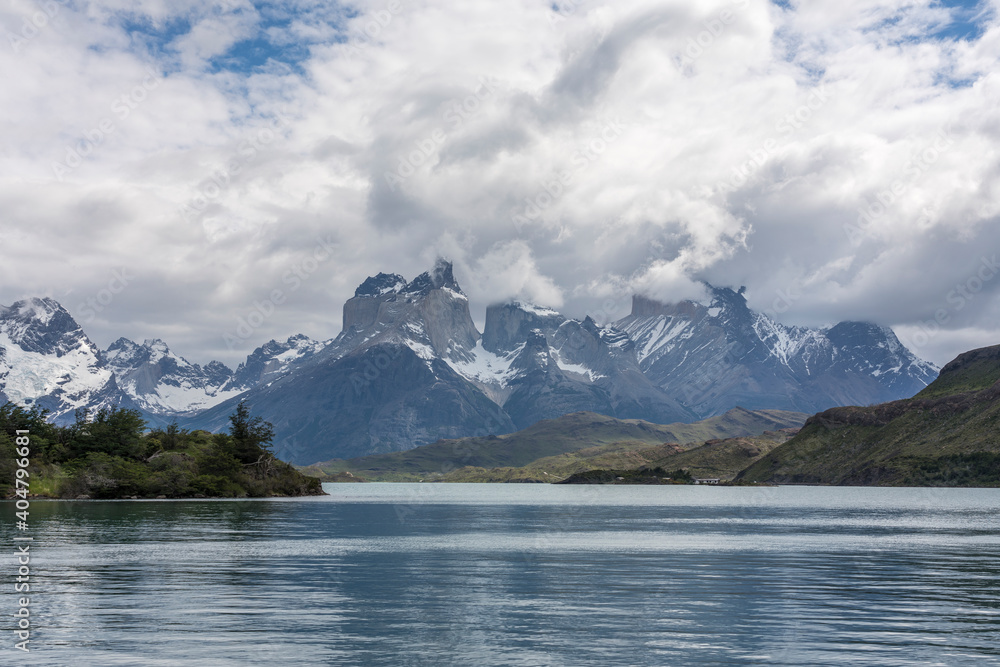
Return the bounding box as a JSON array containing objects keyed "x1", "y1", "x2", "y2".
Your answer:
[
  {"x1": 102, "y1": 337, "x2": 240, "y2": 417},
  {"x1": 0, "y1": 297, "x2": 115, "y2": 419},
  {"x1": 228, "y1": 334, "x2": 325, "y2": 389},
  {"x1": 4, "y1": 296, "x2": 63, "y2": 327}
]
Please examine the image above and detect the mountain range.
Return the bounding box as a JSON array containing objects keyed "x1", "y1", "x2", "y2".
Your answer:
[
  {"x1": 0, "y1": 297, "x2": 324, "y2": 426},
  {"x1": 0, "y1": 260, "x2": 938, "y2": 464}
]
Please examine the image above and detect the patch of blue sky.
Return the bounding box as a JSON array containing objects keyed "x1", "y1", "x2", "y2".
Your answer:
[
  {"x1": 208, "y1": 2, "x2": 354, "y2": 76},
  {"x1": 117, "y1": 15, "x2": 193, "y2": 66},
  {"x1": 860, "y1": 0, "x2": 991, "y2": 48},
  {"x1": 930, "y1": 0, "x2": 993, "y2": 41},
  {"x1": 209, "y1": 27, "x2": 310, "y2": 76},
  {"x1": 112, "y1": 1, "x2": 354, "y2": 76}
]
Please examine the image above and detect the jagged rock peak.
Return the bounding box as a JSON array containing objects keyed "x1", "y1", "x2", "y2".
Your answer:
[
  {"x1": 707, "y1": 283, "x2": 748, "y2": 304},
  {"x1": 355, "y1": 273, "x2": 407, "y2": 298},
  {"x1": 403, "y1": 259, "x2": 464, "y2": 296},
  {"x1": 1, "y1": 296, "x2": 90, "y2": 356},
  {"x1": 705, "y1": 283, "x2": 752, "y2": 313},
  {"x1": 203, "y1": 360, "x2": 235, "y2": 384},
  {"x1": 352, "y1": 260, "x2": 465, "y2": 299},
  {"x1": 1, "y1": 296, "x2": 69, "y2": 325},
  {"x1": 1, "y1": 297, "x2": 80, "y2": 335},
  {"x1": 104, "y1": 337, "x2": 143, "y2": 364},
  {"x1": 141, "y1": 338, "x2": 171, "y2": 361},
  {"x1": 106, "y1": 336, "x2": 140, "y2": 353},
  {"x1": 103, "y1": 337, "x2": 174, "y2": 367},
  {"x1": 628, "y1": 284, "x2": 750, "y2": 320}
]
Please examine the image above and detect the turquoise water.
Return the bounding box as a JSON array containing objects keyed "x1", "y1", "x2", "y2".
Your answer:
[{"x1": 3, "y1": 484, "x2": 1000, "y2": 665}]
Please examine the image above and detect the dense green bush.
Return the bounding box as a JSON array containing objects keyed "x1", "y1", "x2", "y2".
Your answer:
[{"x1": 903, "y1": 453, "x2": 1000, "y2": 487}]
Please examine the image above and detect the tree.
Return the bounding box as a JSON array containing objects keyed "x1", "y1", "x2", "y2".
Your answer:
[
  {"x1": 0, "y1": 402, "x2": 61, "y2": 467},
  {"x1": 68, "y1": 407, "x2": 147, "y2": 460},
  {"x1": 228, "y1": 402, "x2": 275, "y2": 466},
  {"x1": 0, "y1": 402, "x2": 52, "y2": 438}
]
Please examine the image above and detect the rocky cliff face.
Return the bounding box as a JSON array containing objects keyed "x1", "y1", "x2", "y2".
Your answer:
[{"x1": 337, "y1": 259, "x2": 479, "y2": 363}]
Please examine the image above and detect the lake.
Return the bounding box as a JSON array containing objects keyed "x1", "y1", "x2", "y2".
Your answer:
[{"x1": 3, "y1": 484, "x2": 1000, "y2": 665}]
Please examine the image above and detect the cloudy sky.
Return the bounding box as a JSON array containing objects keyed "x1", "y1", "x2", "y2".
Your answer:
[{"x1": 1, "y1": 0, "x2": 998, "y2": 368}]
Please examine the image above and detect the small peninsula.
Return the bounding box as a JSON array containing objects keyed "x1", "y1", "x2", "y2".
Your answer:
[{"x1": 1, "y1": 402, "x2": 324, "y2": 499}]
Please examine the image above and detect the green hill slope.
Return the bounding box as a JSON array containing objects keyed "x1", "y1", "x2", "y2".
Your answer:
[
  {"x1": 736, "y1": 344, "x2": 1000, "y2": 486},
  {"x1": 301, "y1": 408, "x2": 807, "y2": 482},
  {"x1": 437, "y1": 429, "x2": 799, "y2": 483},
  {"x1": 642, "y1": 429, "x2": 798, "y2": 481}
]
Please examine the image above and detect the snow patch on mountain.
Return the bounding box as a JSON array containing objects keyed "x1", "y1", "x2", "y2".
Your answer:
[
  {"x1": 551, "y1": 348, "x2": 604, "y2": 381},
  {"x1": 447, "y1": 340, "x2": 521, "y2": 384},
  {"x1": 751, "y1": 313, "x2": 828, "y2": 367},
  {"x1": 132, "y1": 379, "x2": 244, "y2": 415},
  {"x1": 0, "y1": 329, "x2": 110, "y2": 408},
  {"x1": 228, "y1": 334, "x2": 325, "y2": 390},
  {"x1": 630, "y1": 317, "x2": 693, "y2": 363}
]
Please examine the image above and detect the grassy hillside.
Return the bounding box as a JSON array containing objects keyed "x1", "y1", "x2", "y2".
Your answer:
[
  {"x1": 914, "y1": 345, "x2": 1000, "y2": 398},
  {"x1": 642, "y1": 429, "x2": 798, "y2": 481},
  {"x1": 736, "y1": 344, "x2": 1000, "y2": 486},
  {"x1": 430, "y1": 442, "x2": 686, "y2": 483},
  {"x1": 436, "y1": 430, "x2": 796, "y2": 483},
  {"x1": 299, "y1": 407, "x2": 807, "y2": 482}
]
